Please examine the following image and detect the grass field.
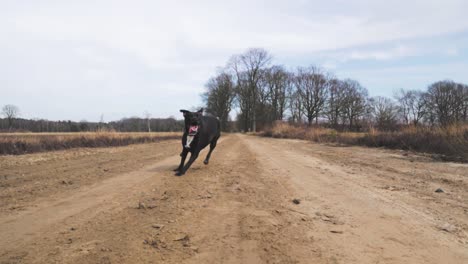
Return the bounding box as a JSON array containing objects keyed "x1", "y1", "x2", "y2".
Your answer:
[
  {"x1": 0, "y1": 132, "x2": 181, "y2": 155},
  {"x1": 261, "y1": 122, "x2": 468, "y2": 162}
]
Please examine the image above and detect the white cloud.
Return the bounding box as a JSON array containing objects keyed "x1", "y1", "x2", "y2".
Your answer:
[
  {"x1": 445, "y1": 47, "x2": 459, "y2": 56},
  {"x1": 321, "y1": 45, "x2": 418, "y2": 64},
  {"x1": 338, "y1": 62, "x2": 468, "y2": 97},
  {"x1": 1, "y1": 0, "x2": 468, "y2": 120}
]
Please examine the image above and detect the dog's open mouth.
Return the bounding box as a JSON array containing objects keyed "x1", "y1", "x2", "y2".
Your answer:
[
  {"x1": 188, "y1": 125, "x2": 199, "y2": 136},
  {"x1": 185, "y1": 125, "x2": 199, "y2": 148}
]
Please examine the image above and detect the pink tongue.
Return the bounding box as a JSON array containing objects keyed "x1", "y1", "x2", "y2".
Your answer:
[{"x1": 189, "y1": 126, "x2": 199, "y2": 135}]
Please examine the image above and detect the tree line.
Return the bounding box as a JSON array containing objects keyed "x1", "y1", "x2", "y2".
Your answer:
[
  {"x1": 3, "y1": 47, "x2": 467, "y2": 133},
  {"x1": 0, "y1": 105, "x2": 183, "y2": 132},
  {"x1": 203, "y1": 48, "x2": 468, "y2": 132}
]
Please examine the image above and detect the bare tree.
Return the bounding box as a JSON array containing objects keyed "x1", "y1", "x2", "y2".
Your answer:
[
  {"x1": 2, "y1": 104, "x2": 20, "y2": 129},
  {"x1": 97, "y1": 114, "x2": 106, "y2": 131},
  {"x1": 204, "y1": 71, "x2": 235, "y2": 131},
  {"x1": 422, "y1": 91, "x2": 437, "y2": 126},
  {"x1": 288, "y1": 88, "x2": 304, "y2": 123},
  {"x1": 410, "y1": 91, "x2": 427, "y2": 126},
  {"x1": 229, "y1": 48, "x2": 272, "y2": 132},
  {"x1": 294, "y1": 66, "x2": 329, "y2": 125},
  {"x1": 265, "y1": 65, "x2": 290, "y2": 121},
  {"x1": 233, "y1": 71, "x2": 252, "y2": 132},
  {"x1": 461, "y1": 84, "x2": 468, "y2": 123},
  {"x1": 255, "y1": 69, "x2": 272, "y2": 129},
  {"x1": 394, "y1": 89, "x2": 412, "y2": 125},
  {"x1": 200, "y1": 47, "x2": 468, "y2": 132},
  {"x1": 454, "y1": 83, "x2": 468, "y2": 123},
  {"x1": 286, "y1": 71, "x2": 304, "y2": 125},
  {"x1": 426, "y1": 80, "x2": 465, "y2": 126},
  {"x1": 369, "y1": 96, "x2": 399, "y2": 130},
  {"x1": 394, "y1": 89, "x2": 427, "y2": 125},
  {"x1": 341, "y1": 79, "x2": 368, "y2": 130},
  {"x1": 326, "y1": 78, "x2": 346, "y2": 128},
  {"x1": 144, "y1": 111, "x2": 151, "y2": 132}
]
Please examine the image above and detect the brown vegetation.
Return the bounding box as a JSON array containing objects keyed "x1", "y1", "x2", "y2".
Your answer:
[
  {"x1": 0, "y1": 132, "x2": 180, "y2": 155},
  {"x1": 261, "y1": 122, "x2": 468, "y2": 162}
]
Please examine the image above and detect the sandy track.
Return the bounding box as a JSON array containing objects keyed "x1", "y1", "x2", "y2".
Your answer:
[{"x1": 0, "y1": 134, "x2": 467, "y2": 263}]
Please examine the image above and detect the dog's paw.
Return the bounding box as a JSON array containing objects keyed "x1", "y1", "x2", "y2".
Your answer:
[
  {"x1": 203, "y1": 160, "x2": 209, "y2": 165},
  {"x1": 175, "y1": 171, "x2": 184, "y2": 176}
]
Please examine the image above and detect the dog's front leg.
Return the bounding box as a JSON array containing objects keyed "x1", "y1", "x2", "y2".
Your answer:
[
  {"x1": 174, "y1": 148, "x2": 189, "y2": 172},
  {"x1": 176, "y1": 151, "x2": 199, "y2": 176}
]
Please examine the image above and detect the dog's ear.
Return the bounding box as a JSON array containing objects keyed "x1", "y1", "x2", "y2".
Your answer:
[
  {"x1": 180, "y1": 109, "x2": 190, "y2": 116},
  {"x1": 197, "y1": 108, "x2": 203, "y2": 114}
]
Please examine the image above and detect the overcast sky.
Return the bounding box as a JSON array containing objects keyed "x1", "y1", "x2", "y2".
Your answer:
[{"x1": 1, "y1": 0, "x2": 468, "y2": 121}]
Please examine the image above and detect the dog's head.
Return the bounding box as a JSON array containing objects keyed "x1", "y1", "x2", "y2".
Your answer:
[{"x1": 180, "y1": 108, "x2": 203, "y2": 126}]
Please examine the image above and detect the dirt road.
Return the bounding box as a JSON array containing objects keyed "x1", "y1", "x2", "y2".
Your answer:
[{"x1": 0, "y1": 134, "x2": 467, "y2": 263}]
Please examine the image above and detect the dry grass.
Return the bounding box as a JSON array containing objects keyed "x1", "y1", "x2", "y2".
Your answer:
[
  {"x1": 261, "y1": 122, "x2": 468, "y2": 162},
  {"x1": 358, "y1": 125, "x2": 468, "y2": 161},
  {"x1": 260, "y1": 122, "x2": 363, "y2": 144},
  {"x1": 0, "y1": 132, "x2": 181, "y2": 155}
]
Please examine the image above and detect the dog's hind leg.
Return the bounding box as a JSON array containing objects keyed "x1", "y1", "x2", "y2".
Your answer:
[{"x1": 204, "y1": 137, "x2": 219, "y2": 165}]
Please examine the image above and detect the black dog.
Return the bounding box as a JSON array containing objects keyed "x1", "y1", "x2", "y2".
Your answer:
[{"x1": 174, "y1": 108, "x2": 221, "y2": 176}]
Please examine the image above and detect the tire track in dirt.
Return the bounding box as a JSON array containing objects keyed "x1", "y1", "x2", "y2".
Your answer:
[
  {"x1": 243, "y1": 135, "x2": 468, "y2": 264},
  {"x1": 1, "y1": 134, "x2": 467, "y2": 263},
  {"x1": 57, "y1": 134, "x2": 322, "y2": 264},
  {"x1": 0, "y1": 154, "x2": 179, "y2": 254},
  {"x1": 161, "y1": 134, "x2": 322, "y2": 264},
  {"x1": 0, "y1": 135, "x2": 325, "y2": 263},
  {"x1": 0, "y1": 140, "x2": 181, "y2": 214}
]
